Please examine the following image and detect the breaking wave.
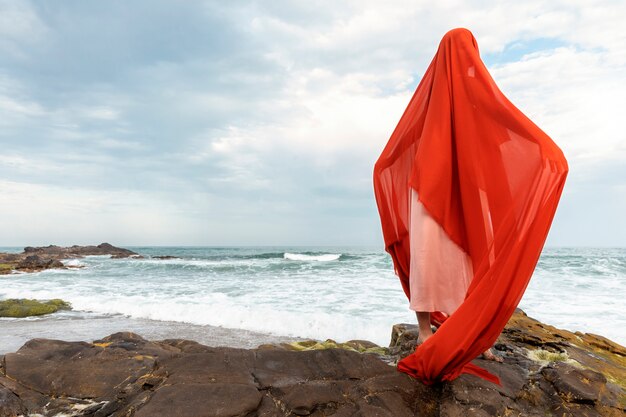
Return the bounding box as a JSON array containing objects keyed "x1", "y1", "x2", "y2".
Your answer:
[{"x1": 283, "y1": 253, "x2": 341, "y2": 262}]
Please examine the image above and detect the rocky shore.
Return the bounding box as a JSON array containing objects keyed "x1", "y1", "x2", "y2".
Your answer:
[
  {"x1": 1, "y1": 310, "x2": 624, "y2": 417},
  {"x1": 0, "y1": 243, "x2": 140, "y2": 274}
]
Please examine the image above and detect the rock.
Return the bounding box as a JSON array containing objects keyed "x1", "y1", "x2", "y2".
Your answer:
[
  {"x1": 0, "y1": 263, "x2": 13, "y2": 274},
  {"x1": 152, "y1": 255, "x2": 179, "y2": 259},
  {"x1": 268, "y1": 338, "x2": 390, "y2": 356},
  {"x1": 0, "y1": 242, "x2": 140, "y2": 274},
  {"x1": 386, "y1": 310, "x2": 626, "y2": 416},
  {"x1": 0, "y1": 311, "x2": 624, "y2": 416},
  {"x1": 0, "y1": 298, "x2": 71, "y2": 317},
  {"x1": 16, "y1": 255, "x2": 65, "y2": 272},
  {"x1": 135, "y1": 384, "x2": 263, "y2": 417},
  {"x1": 0, "y1": 332, "x2": 422, "y2": 416},
  {"x1": 542, "y1": 363, "x2": 620, "y2": 407},
  {"x1": 0, "y1": 385, "x2": 27, "y2": 417},
  {"x1": 388, "y1": 323, "x2": 421, "y2": 359},
  {"x1": 23, "y1": 242, "x2": 138, "y2": 258}
]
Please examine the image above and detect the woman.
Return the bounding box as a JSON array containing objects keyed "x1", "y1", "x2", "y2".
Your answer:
[
  {"x1": 373, "y1": 28, "x2": 568, "y2": 384},
  {"x1": 409, "y1": 187, "x2": 501, "y2": 362}
]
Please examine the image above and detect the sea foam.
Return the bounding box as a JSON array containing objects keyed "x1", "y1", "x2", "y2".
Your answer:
[
  {"x1": 1, "y1": 246, "x2": 624, "y2": 347},
  {"x1": 284, "y1": 252, "x2": 341, "y2": 261}
]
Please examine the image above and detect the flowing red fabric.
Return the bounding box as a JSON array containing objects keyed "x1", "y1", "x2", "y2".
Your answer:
[{"x1": 373, "y1": 28, "x2": 568, "y2": 385}]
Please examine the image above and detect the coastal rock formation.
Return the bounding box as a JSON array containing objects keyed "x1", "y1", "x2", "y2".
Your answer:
[
  {"x1": 0, "y1": 310, "x2": 624, "y2": 417},
  {"x1": 388, "y1": 309, "x2": 625, "y2": 417},
  {"x1": 22, "y1": 243, "x2": 139, "y2": 259},
  {"x1": 0, "y1": 243, "x2": 140, "y2": 274},
  {"x1": 16, "y1": 255, "x2": 65, "y2": 272},
  {"x1": 0, "y1": 298, "x2": 71, "y2": 318}
]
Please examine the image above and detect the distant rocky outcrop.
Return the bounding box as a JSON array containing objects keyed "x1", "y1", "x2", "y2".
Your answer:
[
  {"x1": 0, "y1": 243, "x2": 141, "y2": 274},
  {"x1": 15, "y1": 255, "x2": 65, "y2": 272},
  {"x1": 0, "y1": 310, "x2": 623, "y2": 416},
  {"x1": 22, "y1": 243, "x2": 139, "y2": 259}
]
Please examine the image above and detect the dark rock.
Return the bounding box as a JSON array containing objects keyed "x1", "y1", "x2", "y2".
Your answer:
[
  {"x1": 153, "y1": 255, "x2": 179, "y2": 259},
  {"x1": 0, "y1": 242, "x2": 140, "y2": 274},
  {"x1": 0, "y1": 385, "x2": 27, "y2": 417},
  {"x1": 388, "y1": 323, "x2": 421, "y2": 360},
  {"x1": 135, "y1": 383, "x2": 263, "y2": 417},
  {"x1": 0, "y1": 332, "x2": 423, "y2": 416},
  {"x1": 16, "y1": 255, "x2": 64, "y2": 271},
  {"x1": 0, "y1": 311, "x2": 624, "y2": 416},
  {"x1": 23, "y1": 242, "x2": 139, "y2": 258},
  {"x1": 386, "y1": 310, "x2": 626, "y2": 417},
  {"x1": 0, "y1": 253, "x2": 20, "y2": 262},
  {"x1": 542, "y1": 363, "x2": 617, "y2": 405}
]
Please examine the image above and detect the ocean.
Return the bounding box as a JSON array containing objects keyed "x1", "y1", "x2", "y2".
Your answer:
[{"x1": 1, "y1": 246, "x2": 624, "y2": 354}]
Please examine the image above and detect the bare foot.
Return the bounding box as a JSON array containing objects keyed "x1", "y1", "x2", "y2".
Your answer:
[{"x1": 481, "y1": 348, "x2": 503, "y2": 362}]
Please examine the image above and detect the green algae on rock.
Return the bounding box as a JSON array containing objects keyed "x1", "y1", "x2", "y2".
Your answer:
[
  {"x1": 283, "y1": 338, "x2": 389, "y2": 356},
  {"x1": 0, "y1": 298, "x2": 71, "y2": 318},
  {"x1": 0, "y1": 310, "x2": 624, "y2": 417}
]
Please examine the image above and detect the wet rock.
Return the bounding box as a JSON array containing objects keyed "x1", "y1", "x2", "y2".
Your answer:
[
  {"x1": 387, "y1": 310, "x2": 626, "y2": 417},
  {"x1": 0, "y1": 385, "x2": 27, "y2": 417},
  {"x1": 266, "y1": 337, "x2": 389, "y2": 356},
  {"x1": 542, "y1": 363, "x2": 619, "y2": 406},
  {"x1": 16, "y1": 255, "x2": 64, "y2": 272},
  {"x1": 388, "y1": 323, "x2": 421, "y2": 359},
  {"x1": 0, "y1": 242, "x2": 140, "y2": 274},
  {"x1": 23, "y1": 242, "x2": 138, "y2": 258},
  {"x1": 135, "y1": 383, "x2": 263, "y2": 417},
  {"x1": 0, "y1": 332, "x2": 422, "y2": 416},
  {"x1": 0, "y1": 310, "x2": 623, "y2": 416},
  {"x1": 0, "y1": 298, "x2": 71, "y2": 317}
]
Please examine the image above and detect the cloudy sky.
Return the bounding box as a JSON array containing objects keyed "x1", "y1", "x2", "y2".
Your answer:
[{"x1": 1, "y1": 0, "x2": 624, "y2": 247}]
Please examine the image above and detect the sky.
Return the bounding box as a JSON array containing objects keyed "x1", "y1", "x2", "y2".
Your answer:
[{"x1": 1, "y1": 0, "x2": 625, "y2": 247}]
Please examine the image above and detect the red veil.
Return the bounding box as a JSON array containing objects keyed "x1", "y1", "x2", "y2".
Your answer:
[{"x1": 373, "y1": 28, "x2": 568, "y2": 384}]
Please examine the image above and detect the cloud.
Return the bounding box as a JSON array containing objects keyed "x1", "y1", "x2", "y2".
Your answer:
[
  {"x1": 492, "y1": 46, "x2": 626, "y2": 174},
  {"x1": 0, "y1": 0, "x2": 48, "y2": 59},
  {"x1": 0, "y1": 179, "x2": 198, "y2": 245},
  {"x1": 0, "y1": 1, "x2": 624, "y2": 245}
]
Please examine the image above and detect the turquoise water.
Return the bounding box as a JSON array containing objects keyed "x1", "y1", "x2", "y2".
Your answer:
[{"x1": 0, "y1": 246, "x2": 624, "y2": 347}]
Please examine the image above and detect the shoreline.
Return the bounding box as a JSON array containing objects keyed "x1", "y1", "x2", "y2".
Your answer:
[
  {"x1": 0, "y1": 311, "x2": 304, "y2": 356},
  {"x1": 2, "y1": 244, "x2": 625, "y2": 347},
  {"x1": 1, "y1": 309, "x2": 624, "y2": 416}
]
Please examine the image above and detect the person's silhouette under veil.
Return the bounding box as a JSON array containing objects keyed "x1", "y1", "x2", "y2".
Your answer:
[{"x1": 373, "y1": 28, "x2": 568, "y2": 385}]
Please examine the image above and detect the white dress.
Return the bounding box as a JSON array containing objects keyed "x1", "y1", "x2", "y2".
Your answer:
[{"x1": 408, "y1": 188, "x2": 474, "y2": 315}]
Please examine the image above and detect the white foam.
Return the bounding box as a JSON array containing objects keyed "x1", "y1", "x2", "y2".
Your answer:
[
  {"x1": 64, "y1": 259, "x2": 84, "y2": 267},
  {"x1": 284, "y1": 252, "x2": 341, "y2": 262},
  {"x1": 130, "y1": 257, "x2": 282, "y2": 268},
  {"x1": 0, "y1": 275, "x2": 410, "y2": 346},
  {"x1": 3, "y1": 247, "x2": 625, "y2": 347},
  {"x1": 59, "y1": 293, "x2": 406, "y2": 345}
]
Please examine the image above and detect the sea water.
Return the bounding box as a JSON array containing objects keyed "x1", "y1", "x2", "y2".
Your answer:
[{"x1": 0, "y1": 246, "x2": 624, "y2": 353}]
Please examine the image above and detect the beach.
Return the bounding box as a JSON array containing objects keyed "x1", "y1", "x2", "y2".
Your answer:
[
  {"x1": 1, "y1": 244, "x2": 625, "y2": 416},
  {"x1": 0, "y1": 312, "x2": 302, "y2": 356},
  {"x1": 1, "y1": 245, "x2": 625, "y2": 353}
]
